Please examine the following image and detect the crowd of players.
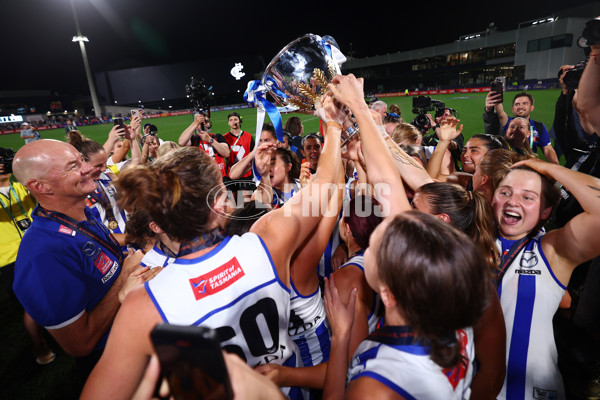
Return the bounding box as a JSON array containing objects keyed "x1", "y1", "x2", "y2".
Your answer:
[{"x1": 1, "y1": 18, "x2": 600, "y2": 400}]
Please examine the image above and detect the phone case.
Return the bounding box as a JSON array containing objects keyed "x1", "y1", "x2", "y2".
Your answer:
[{"x1": 151, "y1": 324, "x2": 233, "y2": 400}]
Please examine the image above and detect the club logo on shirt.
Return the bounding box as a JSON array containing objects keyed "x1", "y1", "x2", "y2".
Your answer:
[
  {"x1": 520, "y1": 251, "x2": 539, "y2": 268},
  {"x1": 533, "y1": 387, "x2": 557, "y2": 400},
  {"x1": 94, "y1": 251, "x2": 113, "y2": 274},
  {"x1": 189, "y1": 257, "x2": 245, "y2": 300},
  {"x1": 515, "y1": 251, "x2": 541, "y2": 275}
]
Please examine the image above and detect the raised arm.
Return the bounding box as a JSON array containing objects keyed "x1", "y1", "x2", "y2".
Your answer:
[
  {"x1": 178, "y1": 114, "x2": 204, "y2": 146},
  {"x1": 426, "y1": 116, "x2": 463, "y2": 180},
  {"x1": 519, "y1": 158, "x2": 600, "y2": 284},
  {"x1": 251, "y1": 95, "x2": 343, "y2": 284},
  {"x1": 229, "y1": 148, "x2": 256, "y2": 180},
  {"x1": 329, "y1": 74, "x2": 411, "y2": 216},
  {"x1": 576, "y1": 34, "x2": 600, "y2": 134}
]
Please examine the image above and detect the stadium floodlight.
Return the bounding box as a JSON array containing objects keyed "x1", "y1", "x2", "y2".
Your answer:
[{"x1": 70, "y1": 0, "x2": 101, "y2": 118}]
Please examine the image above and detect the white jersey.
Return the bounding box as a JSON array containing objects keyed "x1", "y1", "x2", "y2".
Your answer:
[
  {"x1": 347, "y1": 327, "x2": 475, "y2": 399},
  {"x1": 288, "y1": 281, "x2": 330, "y2": 366},
  {"x1": 145, "y1": 233, "x2": 297, "y2": 368},
  {"x1": 86, "y1": 172, "x2": 128, "y2": 234},
  {"x1": 339, "y1": 253, "x2": 381, "y2": 333},
  {"x1": 140, "y1": 244, "x2": 176, "y2": 269},
  {"x1": 496, "y1": 232, "x2": 567, "y2": 400}
]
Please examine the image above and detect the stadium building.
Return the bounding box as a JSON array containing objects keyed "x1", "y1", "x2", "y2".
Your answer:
[{"x1": 342, "y1": 3, "x2": 600, "y2": 94}]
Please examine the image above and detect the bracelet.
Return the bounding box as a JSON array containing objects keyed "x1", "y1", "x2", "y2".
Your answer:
[
  {"x1": 326, "y1": 121, "x2": 343, "y2": 130},
  {"x1": 432, "y1": 124, "x2": 441, "y2": 130}
]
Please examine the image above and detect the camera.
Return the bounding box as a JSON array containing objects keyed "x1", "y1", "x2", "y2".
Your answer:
[
  {"x1": 411, "y1": 96, "x2": 446, "y2": 133},
  {"x1": 0, "y1": 147, "x2": 15, "y2": 175},
  {"x1": 186, "y1": 77, "x2": 212, "y2": 130},
  {"x1": 559, "y1": 62, "x2": 586, "y2": 91}
]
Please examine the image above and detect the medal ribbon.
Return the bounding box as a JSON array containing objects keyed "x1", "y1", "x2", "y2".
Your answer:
[{"x1": 176, "y1": 228, "x2": 227, "y2": 257}]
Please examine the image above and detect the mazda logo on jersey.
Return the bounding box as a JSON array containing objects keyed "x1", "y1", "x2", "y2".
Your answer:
[
  {"x1": 189, "y1": 257, "x2": 245, "y2": 300},
  {"x1": 520, "y1": 251, "x2": 538, "y2": 269}
]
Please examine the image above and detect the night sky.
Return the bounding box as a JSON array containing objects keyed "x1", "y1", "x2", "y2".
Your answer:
[{"x1": 2, "y1": 0, "x2": 595, "y2": 96}]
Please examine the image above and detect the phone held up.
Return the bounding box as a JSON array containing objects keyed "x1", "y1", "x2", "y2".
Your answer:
[
  {"x1": 113, "y1": 117, "x2": 126, "y2": 135},
  {"x1": 151, "y1": 323, "x2": 233, "y2": 400},
  {"x1": 131, "y1": 109, "x2": 140, "y2": 120},
  {"x1": 490, "y1": 76, "x2": 505, "y2": 103}
]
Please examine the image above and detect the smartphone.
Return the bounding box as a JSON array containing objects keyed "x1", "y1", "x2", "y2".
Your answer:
[
  {"x1": 490, "y1": 79, "x2": 504, "y2": 103},
  {"x1": 151, "y1": 324, "x2": 233, "y2": 400},
  {"x1": 131, "y1": 109, "x2": 140, "y2": 120},
  {"x1": 113, "y1": 118, "x2": 126, "y2": 135}
]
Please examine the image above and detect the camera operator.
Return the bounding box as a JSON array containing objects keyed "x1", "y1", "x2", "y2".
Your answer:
[
  {"x1": 178, "y1": 113, "x2": 230, "y2": 177},
  {"x1": 420, "y1": 107, "x2": 465, "y2": 173}
]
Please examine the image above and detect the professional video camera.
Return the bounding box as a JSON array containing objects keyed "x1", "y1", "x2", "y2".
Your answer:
[
  {"x1": 558, "y1": 17, "x2": 600, "y2": 91},
  {"x1": 0, "y1": 147, "x2": 15, "y2": 175},
  {"x1": 411, "y1": 96, "x2": 446, "y2": 133}
]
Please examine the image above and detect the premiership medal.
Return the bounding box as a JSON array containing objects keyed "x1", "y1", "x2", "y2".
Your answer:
[{"x1": 108, "y1": 220, "x2": 118, "y2": 230}]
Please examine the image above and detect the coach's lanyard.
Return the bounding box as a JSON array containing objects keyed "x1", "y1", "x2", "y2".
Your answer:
[
  {"x1": 0, "y1": 183, "x2": 27, "y2": 221},
  {"x1": 34, "y1": 205, "x2": 123, "y2": 264}
]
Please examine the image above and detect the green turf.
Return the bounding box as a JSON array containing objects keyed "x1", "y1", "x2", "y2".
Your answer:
[{"x1": 0, "y1": 89, "x2": 563, "y2": 158}]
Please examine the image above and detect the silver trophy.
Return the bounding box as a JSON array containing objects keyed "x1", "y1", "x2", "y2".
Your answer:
[{"x1": 262, "y1": 34, "x2": 359, "y2": 145}]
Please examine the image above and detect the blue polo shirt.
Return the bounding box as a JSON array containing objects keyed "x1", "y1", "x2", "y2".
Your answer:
[{"x1": 13, "y1": 206, "x2": 121, "y2": 350}]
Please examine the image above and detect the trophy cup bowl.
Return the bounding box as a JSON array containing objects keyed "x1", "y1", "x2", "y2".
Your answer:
[{"x1": 262, "y1": 34, "x2": 359, "y2": 145}]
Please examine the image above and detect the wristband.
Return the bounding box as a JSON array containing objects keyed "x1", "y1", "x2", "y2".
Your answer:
[
  {"x1": 326, "y1": 121, "x2": 343, "y2": 130},
  {"x1": 432, "y1": 124, "x2": 441, "y2": 130}
]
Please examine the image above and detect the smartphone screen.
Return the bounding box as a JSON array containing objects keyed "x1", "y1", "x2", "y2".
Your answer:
[{"x1": 151, "y1": 324, "x2": 233, "y2": 400}]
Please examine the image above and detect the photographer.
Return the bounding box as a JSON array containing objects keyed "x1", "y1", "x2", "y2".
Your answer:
[{"x1": 178, "y1": 113, "x2": 230, "y2": 177}]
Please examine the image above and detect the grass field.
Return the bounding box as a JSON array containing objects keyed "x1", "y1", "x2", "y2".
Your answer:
[
  {"x1": 0, "y1": 89, "x2": 564, "y2": 159},
  {"x1": 0, "y1": 87, "x2": 576, "y2": 400}
]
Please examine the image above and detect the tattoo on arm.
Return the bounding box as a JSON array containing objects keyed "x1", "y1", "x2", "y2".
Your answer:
[
  {"x1": 587, "y1": 185, "x2": 600, "y2": 197},
  {"x1": 389, "y1": 146, "x2": 425, "y2": 170}
]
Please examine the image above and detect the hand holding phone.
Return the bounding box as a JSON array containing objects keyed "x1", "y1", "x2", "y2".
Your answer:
[
  {"x1": 131, "y1": 109, "x2": 141, "y2": 120},
  {"x1": 151, "y1": 324, "x2": 233, "y2": 400},
  {"x1": 490, "y1": 80, "x2": 504, "y2": 103}
]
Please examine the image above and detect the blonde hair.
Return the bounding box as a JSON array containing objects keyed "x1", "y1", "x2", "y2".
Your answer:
[{"x1": 157, "y1": 141, "x2": 180, "y2": 158}]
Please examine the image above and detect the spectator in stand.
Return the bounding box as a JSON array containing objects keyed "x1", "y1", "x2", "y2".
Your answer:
[
  {"x1": 486, "y1": 91, "x2": 560, "y2": 164},
  {"x1": 20, "y1": 122, "x2": 40, "y2": 144},
  {"x1": 178, "y1": 113, "x2": 230, "y2": 177}
]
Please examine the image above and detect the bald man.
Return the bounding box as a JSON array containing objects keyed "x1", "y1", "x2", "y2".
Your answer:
[{"x1": 11, "y1": 140, "x2": 158, "y2": 360}]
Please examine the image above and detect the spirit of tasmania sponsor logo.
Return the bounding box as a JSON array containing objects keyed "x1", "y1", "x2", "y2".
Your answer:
[{"x1": 189, "y1": 257, "x2": 245, "y2": 300}]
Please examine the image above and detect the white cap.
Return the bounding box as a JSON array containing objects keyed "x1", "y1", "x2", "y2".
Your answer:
[{"x1": 21, "y1": 122, "x2": 30, "y2": 126}]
